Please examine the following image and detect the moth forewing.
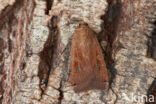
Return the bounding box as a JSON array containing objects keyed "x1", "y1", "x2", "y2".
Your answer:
[{"x1": 69, "y1": 23, "x2": 109, "y2": 93}]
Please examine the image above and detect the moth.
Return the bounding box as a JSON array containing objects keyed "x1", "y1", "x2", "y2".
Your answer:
[{"x1": 69, "y1": 23, "x2": 109, "y2": 93}]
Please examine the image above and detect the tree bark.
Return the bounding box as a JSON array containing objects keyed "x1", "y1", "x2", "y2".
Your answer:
[{"x1": 0, "y1": 0, "x2": 156, "y2": 104}]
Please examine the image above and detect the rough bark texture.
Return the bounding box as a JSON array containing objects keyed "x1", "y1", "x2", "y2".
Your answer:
[{"x1": 0, "y1": 0, "x2": 156, "y2": 104}]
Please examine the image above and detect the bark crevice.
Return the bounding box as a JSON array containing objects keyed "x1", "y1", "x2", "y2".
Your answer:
[
  {"x1": 45, "y1": 0, "x2": 53, "y2": 15},
  {"x1": 147, "y1": 21, "x2": 156, "y2": 61},
  {"x1": 100, "y1": 0, "x2": 123, "y2": 87},
  {"x1": 38, "y1": 16, "x2": 59, "y2": 98}
]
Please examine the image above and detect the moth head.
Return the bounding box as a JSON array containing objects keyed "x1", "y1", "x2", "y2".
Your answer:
[{"x1": 78, "y1": 22, "x2": 88, "y2": 28}]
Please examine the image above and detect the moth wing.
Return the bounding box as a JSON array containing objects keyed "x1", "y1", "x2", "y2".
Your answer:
[
  {"x1": 69, "y1": 35, "x2": 79, "y2": 84},
  {"x1": 92, "y1": 35, "x2": 109, "y2": 83},
  {"x1": 69, "y1": 32, "x2": 92, "y2": 85},
  {"x1": 69, "y1": 24, "x2": 109, "y2": 92}
]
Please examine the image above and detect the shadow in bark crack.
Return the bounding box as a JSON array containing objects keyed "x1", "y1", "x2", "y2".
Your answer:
[
  {"x1": 147, "y1": 21, "x2": 156, "y2": 61},
  {"x1": 0, "y1": 0, "x2": 24, "y2": 30},
  {"x1": 0, "y1": 38, "x2": 5, "y2": 104},
  {"x1": 99, "y1": 0, "x2": 124, "y2": 101},
  {"x1": 38, "y1": 16, "x2": 59, "y2": 97},
  {"x1": 45, "y1": 0, "x2": 53, "y2": 15},
  {"x1": 146, "y1": 78, "x2": 156, "y2": 104},
  {"x1": 100, "y1": 0, "x2": 122, "y2": 88}
]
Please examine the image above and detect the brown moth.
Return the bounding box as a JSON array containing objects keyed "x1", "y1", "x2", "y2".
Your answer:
[{"x1": 69, "y1": 23, "x2": 109, "y2": 93}]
